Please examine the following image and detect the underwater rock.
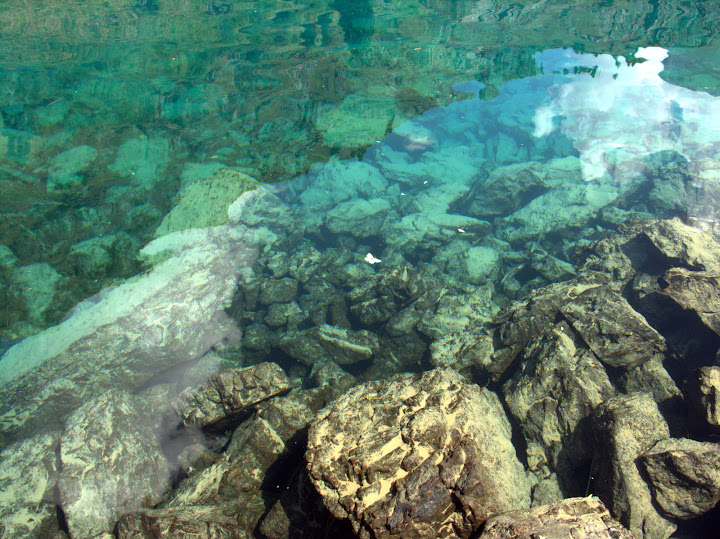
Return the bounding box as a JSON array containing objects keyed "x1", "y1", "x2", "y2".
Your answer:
[
  {"x1": 306, "y1": 368, "x2": 531, "y2": 538},
  {"x1": 640, "y1": 438, "x2": 720, "y2": 520},
  {"x1": 479, "y1": 496, "x2": 633, "y2": 539},
  {"x1": 47, "y1": 144, "x2": 97, "y2": 191},
  {"x1": 498, "y1": 183, "x2": 618, "y2": 245},
  {"x1": 582, "y1": 218, "x2": 720, "y2": 281},
  {"x1": 11, "y1": 262, "x2": 64, "y2": 327},
  {"x1": 117, "y1": 506, "x2": 247, "y2": 538},
  {"x1": 154, "y1": 167, "x2": 259, "y2": 237},
  {"x1": 616, "y1": 357, "x2": 682, "y2": 409},
  {"x1": 0, "y1": 244, "x2": 18, "y2": 269},
  {"x1": 0, "y1": 431, "x2": 63, "y2": 538},
  {"x1": 264, "y1": 300, "x2": 306, "y2": 329},
  {"x1": 419, "y1": 285, "x2": 497, "y2": 340},
  {"x1": 0, "y1": 224, "x2": 257, "y2": 443},
  {"x1": 685, "y1": 366, "x2": 720, "y2": 433},
  {"x1": 633, "y1": 268, "x2": 720, "y2": 372},
  {"x1": 67, "y1": 233, "x2": 138, "y2": 278},
  {"x1": 58, "y1": 388, "x2": 171, "y2": 539},
  {"x1": 591, "y1": 393, "x2": 676, "y2": 539},
  {"x1": 259, "y1": 277, "x2": 299, "y2": 305},
  {"x1": 309, "y1": 360, "x2": 357, "y2": 404},
  {"x1": 108, "y1": 135, "x2": 170, "y2": 189},
  {"x1": 559, "y1": 286, "x2": 668, "y2": 370},
  {"x1": 502, "y1": 325, "x2": 615, "y2": 491},
  {"x1": 157, "y1": 388, "x2": 323, "y2": 534},
  {"x1": 173, "y1": 362, "x2": 293, "y2": 430},
  {"x1": 465, "y1": 245, "x2": 500, "y2": 284},
  {"x1": 280, "y1": 324, "x2": 380, "y2": 367},
  {"x1": 326, "y1": 197, "x2": 393, "y2": 237}
]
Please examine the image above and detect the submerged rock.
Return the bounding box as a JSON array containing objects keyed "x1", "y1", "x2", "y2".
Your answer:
[
  {"x1": 0, "y1": 431, "x2": 63, "y2": 537},
  {"x1": 640, "y1": 438, "x2": 720, "y2": 520},
  {"x1": 280, "y1": 324, "x2": 380, "y2": 367},
  {"x1": 58, "y1": 388, "x2": 171, "y2": 539},
  {"x1": 306, "y1": 368, "x2": 530, "y2": 538},
  {"x1": 591, "y1": 394, "x2": 676, "y2": 539},
  {"x1": 479, "y1": 496, "x2": 633, "y2": 539},
  {"x1": 173, "y1": 362, "x2": 293, "y2": 430}
]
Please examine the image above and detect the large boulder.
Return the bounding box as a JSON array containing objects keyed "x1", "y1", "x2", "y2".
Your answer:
[{"x1": 306, "y1": 368, "x2": 530, "y2": 538}]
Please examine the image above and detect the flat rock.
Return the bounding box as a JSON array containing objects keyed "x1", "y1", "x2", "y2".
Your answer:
[
  {"x1": 173, "y1": 362, "x2": 293, "y2": 430},
  {"x1": 640, "y1": 438, "x2": 720, "y2": 519},
  {"x1": 479, "y1": 496, "x2": 633, "y2": 539},
  {"x1": 306, "y1": 368, "x2": 531, "y2": 538},
  {"x1": 58, "y1": 388, "x2": 171, "y2": 539},
  {"x1": 326, "y1": 197, "x2": 393, "y2": 237}
]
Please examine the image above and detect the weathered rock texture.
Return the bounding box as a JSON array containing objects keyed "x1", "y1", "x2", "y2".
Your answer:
[
  {"x1": 591, "y1": 394, "x2": 676, "y2": 539},
  {"x1": 306, "y1": 368, "x2": 531, "y2": 538},
  {"x1": 173, "y1": 362, "x2": 293, "y2": 429},
  {"x1": 0, "y1": 431, "x2": 63, "y2": 537},
  {"x1": 479, "y1": 496, "x2": 633, "y2": 538},
  {"x1": 640, "y1": 438, "x2": 720, "y2": 519},
  {"x1": 57, "y1": 388, "x2": 171, "y2": 538}
]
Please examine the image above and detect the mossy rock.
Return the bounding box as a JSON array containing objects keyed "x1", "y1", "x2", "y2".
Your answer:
[{"x1": 154, "y1": 168, "x2": 259, "y2": 237}]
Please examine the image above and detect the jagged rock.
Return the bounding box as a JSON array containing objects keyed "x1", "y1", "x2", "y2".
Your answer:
[
  {"x1": 157, "y1": 389, "x2": 323, "y2": 533},
  {"x1": 173, "y1": 362, "x2": 293, "y2": 430},
  {"x1": 306, "y1": 368, "x2": 531, "y2": 538},
  {"x1": 479, "y1": 496, "x2": 633, "y2": 539},
  {"x1": 582, "y1": 218, "x2": 720, "y2": 281},
  {"x1": 264, "y1": 301, "x2": 306, "y2": 329},
  {"x1": 591, "y1": 393, "x2": 676, "y2": 539},
  {"x1": 326, "y1": 197, "x2": 393, "y2": 237},
  {"x1": 280, "y1": 324, "x2": 380, "y2": 366},
  {"x1": 347, "y1": 264, "x2": 439, "y2": 327},
  {"x1": 616, "y1": 357, "x2": 682, "y2": 408},
  {"x1": 117, "y1": 506, "x2": 249, "y2": 538},
  {"x1": 429, "y1": 328, "x2": 494, "y2": 371},
  {"x1": 503, "y1": 324, "x2": 615, "y2": 492},
  {"x1": 259, "y1": 277, "x2": 300, "y2": 305},
  {"x1": 0, "y1": 224, "x2": 257, "y2": 444},
  {"x1": 0, "y1": 432, "x2": 64, "y2": 537},
  {"x1": 47, "y1": 144, "x2": 97, "y2": 191},
  {"x1": 58, "y1": 388, "x2": 171, "y2": 539},
  {"x1": 685, "y1": 366, "x2": 720, "y2": 432},
  {"x1": 309, "y1": 360, "x2": 356, "y2": 403},
  {"x1": 559, "y1": 286, "x2": 668, "y2": 370},
  {"x1": 633, "y1": 268, "x2": 720, "y2": 373},
  {"x1": 640, "y1": 438, "x2": 720, "y2": 519}
]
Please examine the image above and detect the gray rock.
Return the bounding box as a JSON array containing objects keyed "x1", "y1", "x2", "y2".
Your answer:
[
  {"x1": 306, "y1": 368, "x2": 531, "y2": 538},
  {"x1": 58, "y1": 388, "x2": 171, "y2": 539},
  {"x1": 0, "y1": 432, "x2": 63, "y2": 538},
  {"x1": 591, "y1": 393, "x2": 676, "y2": 539},
  {"x1": 11, "y1": 262, "x2": 63, "y2": 326},
  {"x1": 259, "y1": 277, "x2": 299, "y2": 305},
  {"x1": 0, "y1": 224, "x2": 257, "y2": 443},
  {"x1": 263, "y1": 301, "x2": 306, "y2": 329},
  {"x1": 280, "y1": 324, "x2": 380, "y2": 366},
  {"x1": 503, "y1": 325, "x2": 615, "y2": 489},
  {"x1": 479, "y1": 496, "x2": 633, "y2": 539},
  {"x1": 326, "y1": 197, "x2": 392, "y2": 237},
  {"x1": 559, "y1": 286, "x2": 668, "y2": 370},
  {"x1": 418, "y1": 285, "x2": 498, "y2": 340},
  {"x1": 173, "y1": 362, "x2": 293, "y2": 430},
  {"x1": 685, "y1": 366, "x2": 720, "y2": 431},
  {"x1": 640, "y1": 438, "x2": 720, "y2": 519}
]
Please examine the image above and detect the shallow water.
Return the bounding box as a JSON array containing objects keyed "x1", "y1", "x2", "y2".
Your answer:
[{"x1": 1, "y1": 0, "x2": 720, "y2": 536}]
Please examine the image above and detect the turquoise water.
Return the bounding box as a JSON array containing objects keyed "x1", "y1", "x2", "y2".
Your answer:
[{"x1": 1, "y1": 0, "x2": 720, "y2": 536}]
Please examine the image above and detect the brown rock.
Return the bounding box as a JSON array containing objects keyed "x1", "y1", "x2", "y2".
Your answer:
[
  {"x1": 173, "y1": 362, "x2": 293, "y2": 430},
  {"x1": 306, "y1": 368, "x2": 530, "y2": 538},
  {"x1": 479, "y1": 496, "x2": 633, "y2": 539}
]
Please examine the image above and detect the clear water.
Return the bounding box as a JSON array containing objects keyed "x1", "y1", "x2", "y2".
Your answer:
[{"x1": 1, "y1": 0, "x2": 720, "y2": 535}]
